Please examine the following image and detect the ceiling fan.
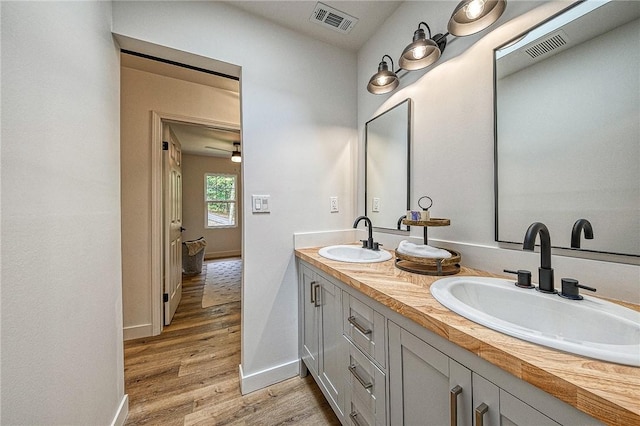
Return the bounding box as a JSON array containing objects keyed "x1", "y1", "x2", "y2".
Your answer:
[{"x1": 205, "y1": 142, "x2": 241, "y2": 163}]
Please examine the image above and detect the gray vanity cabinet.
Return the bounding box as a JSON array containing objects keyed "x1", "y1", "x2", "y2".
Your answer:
[
  {"x1": 388, "y1": 321, "x2": 472, "y2": 426},
  {"x1": 388, "y1": 320, "x2": 562, "y2": 426},
  {"x1": 298, "y1": 259, "x2": 600, "y2": 426},
  {"x1": 300, "y1": 263, "x2": 345, "y2": 419}
]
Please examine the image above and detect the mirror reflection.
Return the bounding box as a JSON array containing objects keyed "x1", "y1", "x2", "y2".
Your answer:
[
  {"x1": 365, "y1": 99, "x2": 411, "y2": 232},
  {"x1": 494, "y1": 0, "x2": 640, "y2": 257}
]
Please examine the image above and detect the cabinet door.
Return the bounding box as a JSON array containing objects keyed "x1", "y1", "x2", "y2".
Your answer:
[
  {"x1": 389, "y1": 322, "x2": 471, "y2": 426},
  {"x1": 499, "y1": 389, "x2": 560, "y2": 426},
  {"x1": 301, "y1": 265, "x2": 319, "y2": 376},
  {"x1": 473, "y1": 373, "x2": 500, "y2": 426},
  {"x1": 319, "y1": 276, "x2": 345, "y2": 417},
  {"x1": 473, "y1": 373, "x2": 560, "y2": 426}
]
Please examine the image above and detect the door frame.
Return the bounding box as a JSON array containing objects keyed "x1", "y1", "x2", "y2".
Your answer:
[{"x1": 150, "y1": 111, "x2": 241, "y2": 334}]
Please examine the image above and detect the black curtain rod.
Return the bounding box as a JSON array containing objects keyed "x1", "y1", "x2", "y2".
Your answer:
[{"x1": 121, "y1": 49, "x2": 239, "y2": 82}]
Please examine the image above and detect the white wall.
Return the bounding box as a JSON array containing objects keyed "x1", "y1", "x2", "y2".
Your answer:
[
  {"x1": 357, "y1": 1, "x2": 640, "y2": 303},
  {"x1": 182, "y1": 154, "x2": 242, "y2": 259},
  {"x1": 120, "y1": 65, "x2": 240, "y2": 339},
  {"x1": 113, "y1": 1, "x2": 357, "y2": 392},
  {"x1": 1, "y1": 2, "x2": 127, "y2": 424}
]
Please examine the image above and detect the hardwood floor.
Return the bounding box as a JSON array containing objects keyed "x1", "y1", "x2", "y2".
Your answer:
[{"x1": 124, "y1": 261, "x2": 340, "y2": 425}]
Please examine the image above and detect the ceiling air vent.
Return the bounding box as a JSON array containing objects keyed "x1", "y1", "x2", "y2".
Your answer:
[
  {"x1": 310, "y1": 2, "x2": 358, "y2": 34},
  {"x1": 524, "y1": 30, "x2": 569, "y2": 59}
]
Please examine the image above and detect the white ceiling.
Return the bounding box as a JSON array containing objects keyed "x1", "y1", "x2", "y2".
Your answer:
[
  {"x1": 169, "y1": 122, "x2": 241, "y2": 158},
  {"x1": 224, "y1": 1, "x2": 403, "y2": 52}
]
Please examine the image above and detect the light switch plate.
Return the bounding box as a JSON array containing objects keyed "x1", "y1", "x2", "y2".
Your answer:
[
  {"x1": 330, "y1": 196, "x2": 339, "y2": 213},
  {"x1": 252, "y1": 195, "x2": 271, "y2": 213}
]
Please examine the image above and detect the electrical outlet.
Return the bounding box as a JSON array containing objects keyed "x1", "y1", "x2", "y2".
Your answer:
[
  {"x1": 373, "y1": 197, "x2": 380, "y2": 212},
  {"x1": 330, "y1": 196, "x2": 339, "y2": 213}
]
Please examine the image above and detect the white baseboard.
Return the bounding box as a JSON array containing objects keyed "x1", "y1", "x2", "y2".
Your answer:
[
  {"x1": 239, "y1": 360, "x2": 298, "y2": 395},
  {"x1": 111, "y1": 394, "x2": 129, "y2": 426},
  {"x1": 123, "y1": 323, "x2": 153, "y2": 340},
  {"x1": 205, "y1": 249, "x2": 241, "y2": 260}
]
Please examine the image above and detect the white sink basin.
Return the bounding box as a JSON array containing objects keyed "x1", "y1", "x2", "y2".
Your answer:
[
  {"x1": 430, "y1": 276, "x2": 640, "y2": 366},
  {"x1": 318, "y1": 245, "x2": 392, "y2": 263}
]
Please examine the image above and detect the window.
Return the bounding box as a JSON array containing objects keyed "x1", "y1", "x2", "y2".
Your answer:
[{"x1": 205, "y1": 173, "x2": 237, "y2": 228}]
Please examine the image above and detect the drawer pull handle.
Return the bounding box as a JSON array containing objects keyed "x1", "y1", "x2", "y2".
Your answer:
[
  {"x1": 310, "y1": 281, "x2": 317, "y2": 304},
  {"x1": 349, "y1": 411, "x2": 366, "y2": 426},
  {"x1": 348, "y1": 316, "x2": 372, "y2": 335},
  {"x1": 312, "y1": 282, "x2": 321, "y2": 307},
  {"x1": 475, "y1": 403, "x2": 489, "y2": 426},
  {"x1": 450, "y1": 385, "x2": 462, "y2": 426},
  {"x1": 348, "y1": 364, "x2": 373, "y2": 390}
]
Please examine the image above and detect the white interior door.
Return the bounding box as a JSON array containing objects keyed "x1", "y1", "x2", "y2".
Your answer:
[{"x1": 164, "y1": 123, "x2": 183, "y2": 325}]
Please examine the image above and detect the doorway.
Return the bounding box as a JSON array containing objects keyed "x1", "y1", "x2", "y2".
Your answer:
[
  {"x1": 120, "y1": 50, "x2": 242, "y2": 338},
  {"x1": 154, "y1": 114, "x2": 243, "y2": 327}
]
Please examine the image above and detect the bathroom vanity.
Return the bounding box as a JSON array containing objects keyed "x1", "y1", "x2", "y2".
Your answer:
[{"x1": 296, "y1": 247, "x2": 639, "y2": 426}]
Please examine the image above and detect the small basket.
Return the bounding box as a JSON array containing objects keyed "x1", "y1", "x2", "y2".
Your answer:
[{"x1": 182, "y1": 237, "x2": 206, "y2": 274}]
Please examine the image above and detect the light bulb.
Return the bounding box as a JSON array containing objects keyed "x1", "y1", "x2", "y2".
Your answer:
[
  {"x1": 412, "y1": 45, "x2": 427, "y2": 59},
  {"x1": 465, "y1": 0, "x2": 485, "y2": 20},
  {"x1": 376, "y1": 75, "x2": 391, "y2": 85}
]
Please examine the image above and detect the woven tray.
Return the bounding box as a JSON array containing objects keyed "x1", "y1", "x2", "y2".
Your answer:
[{"x1": 394, "y1": 248, "x2": 461, "y2": 276}]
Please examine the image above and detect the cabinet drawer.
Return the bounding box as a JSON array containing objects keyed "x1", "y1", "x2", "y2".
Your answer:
[
  {"x1": 348, "y1": 387, "x2": 375, "y2": 426},
  {"x1": 345, "y1": 337, "x2": 387, "y2": 426},
  {"x1": 343, "y1": 292, "x2": 386, "y2": 369}
]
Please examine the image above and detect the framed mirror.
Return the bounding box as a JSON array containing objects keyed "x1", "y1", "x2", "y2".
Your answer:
[
  {"x1": 365, "y1": 99, "x2": 411, "y2": 232},
  {"x1": 494, "y1": 0, "x2": 640, "y2": 258}
]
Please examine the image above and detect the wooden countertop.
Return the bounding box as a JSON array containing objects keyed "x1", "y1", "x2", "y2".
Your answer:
[{"x1": 295, "y1": 246, "x2": 640, "y2": 426}]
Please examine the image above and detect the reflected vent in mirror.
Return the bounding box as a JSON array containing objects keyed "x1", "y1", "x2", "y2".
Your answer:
[
  {"x1": 525, "y1": 31, "x2": 568, "y2": 59},
  {"x1": 310, "y1": 2, "x2": 358, "y2": 34}
]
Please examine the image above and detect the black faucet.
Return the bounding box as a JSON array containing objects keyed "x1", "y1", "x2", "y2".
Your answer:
[
  {"x1": 397, "y1": 215, "x2": 411, "y2": 232},
  {"x1": 571, "y1": 219, "x2": 594, "y2": 249},
  {"x1": 523, "y1": 222, "x2": 556, "y2": 294},
  {"x1": 353, "y1": 215, "x2": 378, "y2": 250}
]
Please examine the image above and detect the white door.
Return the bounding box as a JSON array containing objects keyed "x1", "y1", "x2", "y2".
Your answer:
[{"x1": 164, "y1": 124, "x2": 183, "y2": 325}]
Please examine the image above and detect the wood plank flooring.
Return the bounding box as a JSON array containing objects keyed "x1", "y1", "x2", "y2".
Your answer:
[{"x1": 124, "y1": 261, "x2": 340, "y2": 425}]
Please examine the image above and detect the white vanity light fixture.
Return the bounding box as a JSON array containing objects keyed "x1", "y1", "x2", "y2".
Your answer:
[
  {"x1": 367, "y1": 55, "x2": 399, "y2": 94},
  {"x1": 448, "y1": 0, "x2": 507, "y2": 37},
  {"x1": 399, "y1": 22, "x2": 446, "y2": 71},
  {"x1": 231, "y1": 142, "x2": 241, "y2": 163}
]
